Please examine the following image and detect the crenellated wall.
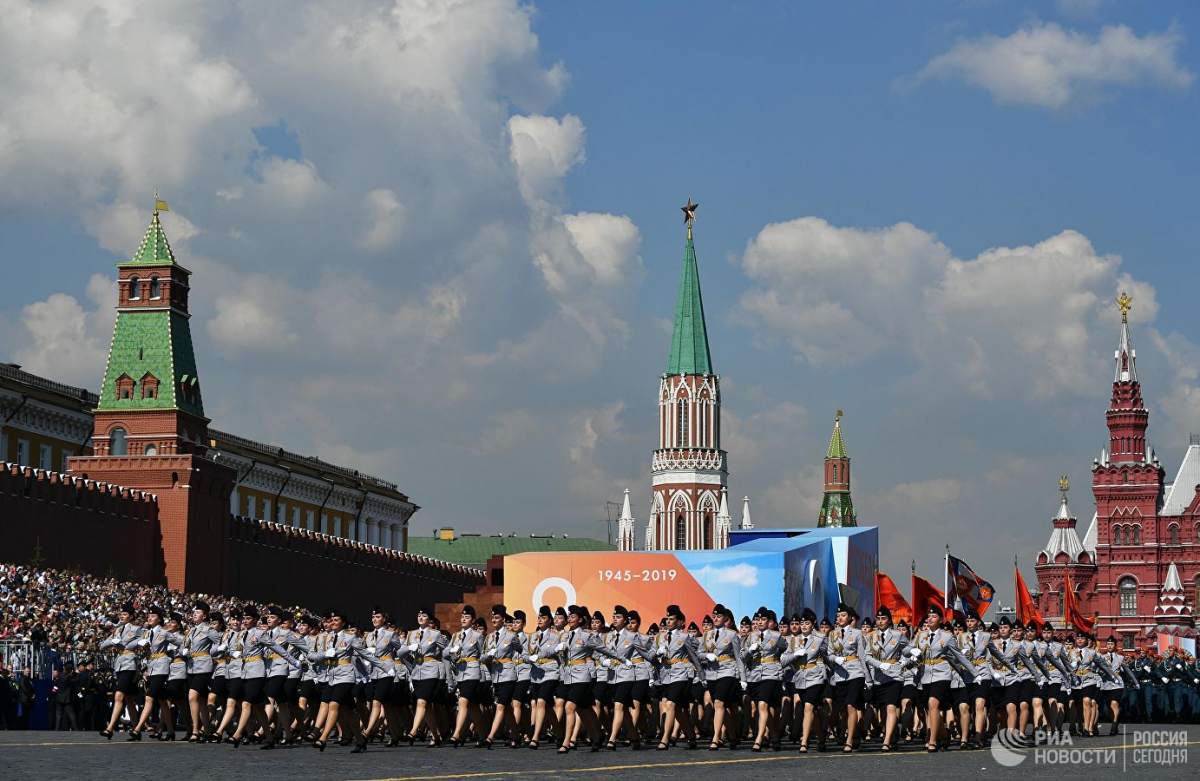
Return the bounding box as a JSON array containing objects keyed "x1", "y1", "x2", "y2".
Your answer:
[{"x1": 0, "y1": 462, "x2": 165, "y2": 584}]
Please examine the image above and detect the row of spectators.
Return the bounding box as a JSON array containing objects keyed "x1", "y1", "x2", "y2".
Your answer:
[{"x1": 0, "y1": 563, "x2": 314, "y2": 661}]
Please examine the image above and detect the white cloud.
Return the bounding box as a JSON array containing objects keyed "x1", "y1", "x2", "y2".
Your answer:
[
  {"x1": 359, "y1": 188, "x2": 406, "y2": 251},
  {"x1": 15, "y1": 274, "x2": 115, "y2": 386},
  {"x1": 917, "y1": 22, "x2": 1194, "y2": 109},
  {"x1": 739, "y1": 218, "x2": 1158, "y2": 399},
  {"x1": 694, "y1": 563, "x2": 760, "y2": 588},
  {"x1": 508, "y1": 114, "x2": 586, "y2": 208}
]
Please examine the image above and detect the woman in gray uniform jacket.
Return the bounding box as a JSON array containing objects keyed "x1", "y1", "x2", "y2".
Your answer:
[
  {"x1": 911, "y1": 606, "x2": 974, "y2": 752},
  {"x1": 360, "y1": 607, "x2": 403, "y2": 751},
  {"x1": 98, "y1": 602, "x2": 145, "y2": 739},
  {"x1": 184, "y1": 600, "x2": 222, "y2": 742},
  {"x1": 653, "y1": 604, "x2": 703, "y2": 752},
  {"x1": 526, "y1": 605, "x2": 562, "y2": 749},
  {"x1": 400, "y1": 606, "x2": 447, "y2": 747},
  {"x1": 605, "y1": 605, "x2": 652, "y2": 750},
  {"x1": 558, "y1": 603, "x2": 627, "y2": 754},
  {"x1": 826, "y1": 603, "x2": 867, "y2": 753},
  {"x1": 447, "y1": 605, "x2": 488, "y2": 746},
  {"x1": 782, "y1": 608, "x2": 827, "y2": 752},
  {"x1": 864, "y1": 606, "x2": 908, "y2": 751},
  {"x1": 309, "y1": 609, "x2": 369, "y2": 751},
  {"x1": 702, "y1": 604, "x2": 744, "y2": 751},
  {"x1": 127, "y1": 605, "x2": 180, "y2": 741}
]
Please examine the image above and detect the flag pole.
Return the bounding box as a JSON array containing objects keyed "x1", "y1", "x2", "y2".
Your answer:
[
  {"x1": 911, "y1": 559, "x2": 916, "y2": 618},
  {"x1": 944, "y1": 544, "x2": 951, "y2": 615}
]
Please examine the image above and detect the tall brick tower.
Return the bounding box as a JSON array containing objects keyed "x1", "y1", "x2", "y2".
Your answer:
[
  {"x1": 1090, "y1": 292, "x2": 1165, "y2": 636},
  {"x1": 69, "y1": 200, "x2": 234, "y2": 592},
  {"x1": 818, "y1": 411, "x2": 856, "y2": 527},
  {"x1": 648, "y1": 199, "x2": 728, "y2": 550}
]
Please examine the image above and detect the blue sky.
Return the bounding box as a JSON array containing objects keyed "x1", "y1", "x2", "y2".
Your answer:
[{"x1": 1, "y1": 0, "x2": 1197, "y2": 606}]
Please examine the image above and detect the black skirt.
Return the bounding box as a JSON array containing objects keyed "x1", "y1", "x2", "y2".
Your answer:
[
  {"x1": 242, "y1": 677, "x2": 267, "y2": 706},
  {"x1": 226, "y1": 678, "x2": 245, "y2": 701},
  {"x1": 210, "y1": 676, "x2": 228, "y2": 701},
  {"x1": 663, "y1": 680, "x2": 691, "y2": 706},
  {"x1": 799, "y1": 685, "x2": 825, "y2": 706},
  {"x1": 115, "y1": 670, "x2": 138, "y2": 696},
  {"x1": 566, "y1": 682, "x2": 594, "y2": 708},
  {"x1": 923, "y1": 680, "x2": 951, "y2": 705},
  {"x1": 265, "y1": 675, "x2": 288, "y2": 701},
  {"x1": 493, "y1": 680, "x2": 516, "y2": 705},
  {"x1": 146, "y1": 674, "x2": 169, "y2": 699},
  {"x1": 871, "y1": 680, "x2": 902, "y2": 708},
  {"x1": 753, "y1": 679, "x2": 782, "y2": 705},
  {"x1": 709, "y1": 676, "x2": 740, "y2": 705},
  {"x1": 297, "y1": 680, "x2": 318, "y2": 702},
  {"x1": 187, "y1": 672, "x2": 212, "y2": 695},
  {"x1": 328, "y1": 682, "x2": 355, "y2": 706},
  {"x1": 834, "y1": 678, "x2": 865, "y2": 708},
  {"x1": 534, "y1": 679, "x2": 559, "y2": 703},
  {"x1": 412, "y1": 678, "x2": 442, "y2": 702}
]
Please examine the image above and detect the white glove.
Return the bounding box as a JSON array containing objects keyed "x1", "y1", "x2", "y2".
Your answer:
[
  {"x1": 137, "y1": 637, "x2": 150, "y2": 648},
  {"x1": 832, "y1": 655, "x2": 844, "y2": 665},
  {"x1": 407, "y1": 644, "x2": 418, "y2": 653},
  {"x1": 740, "y1": 681, "x2": 747, "y2": 691},
  {"x1": 623, "y1": 659, "x2": 634, "y2": 668},
  {"x1": 482, "y1": 649, "x2": 494, "y2": 660},
  {"x1": 703, "y1": 653, "x2": 716, "y2": 662},
  {"x1": 366, "y1": 645, "x2": 376, "y2": 654},
  {"x1": 447, "y1": 645, "x2": 460, "y2": 655},
  {"x1": 655, "y1": 646, "x2": 666, "y2": 657},
  {"x1": 1161, "y1": 676, "x2": 1169, "y2": 684},
  {"x1": 214, "y1": 644, "x2": 227, "y2": 654},
  {"x1": 555, "y1": 643, "x2": 567, "y2": 652},
  {"x1": 880, "y1": 661, "x2": 893, "y2": 669},
  {"x1": 180, "y1": 649, "x2": 190, "y2": 657},
  {"x1": 231, "y1": 650, "x2": 241, "y2": 659},
  {"x1": 747, "y1": 643, "x2": 759, "y2": 653},
  {"x1": 324, "y1": 647, "x2": 337, "y2": 659},
  {"x1": 907, "y1": 647, "x2": 921, "y2": 660}
]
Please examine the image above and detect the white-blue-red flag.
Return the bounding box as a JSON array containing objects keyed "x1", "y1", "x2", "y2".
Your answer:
[{"x1": 945, "y1": 553, "x2": 995, "y2": 618}]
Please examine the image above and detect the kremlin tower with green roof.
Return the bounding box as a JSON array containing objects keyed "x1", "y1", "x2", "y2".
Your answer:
[
  {"x1": 818, "y1": 411, "x2": 857, "y2": 528},
  {"x1": 639, "y1": 199, "x2": 730, "y2": 551}
]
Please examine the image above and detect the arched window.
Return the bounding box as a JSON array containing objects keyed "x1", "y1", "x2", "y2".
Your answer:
[
  {"x1": 1118, "y1": 577, "x2": 1137, "y2": 617},
  {"x1": 1133, "y1": 525, "x2": 1141, "y2": 544},
  {"x1": 128, "y1": 276, "x2": 140, "y2": 300},
  {"x1": 674, "y1": 515, "x2": 687, "y2": 550},
  {"x1": 1111, "y1": 525, "x2": 1120, "y2": 545},
  {"x1": 148, "y1": 276, "x2": 161, "y2": 299},
  {"x1": 1168, "y1": 524, "x2": 1179, "y2": 545},
  {"x1": 676, "y1": 398, "x2": 689, "y2": 447},
  {"x1": 833, "y1": 464, "x2": 839, "y2": 482},
  {"x1": 144, "y1": 444, "x2": 157, "y2": 456},
  {"x1": 115, "y1": 373, "x2": 134, "y2": 400},
  {"x1": 109, "y1": 428, "x2": 128, "y2": 457},
  {"x1": 1048, "y1": 591, "x2": 1061, "y2": 617}
]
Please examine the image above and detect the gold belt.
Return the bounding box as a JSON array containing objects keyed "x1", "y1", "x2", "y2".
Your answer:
[
  {"x1": 794, "y1": 661, "x2": 818, "y2": 669},
  {"x1": 843, "y1": 655, "x2": 859, "y2": 662},
  {"x1": 972, "y1": 659, "x2": 988, "y2": 666},
  {"x1": 243, "y1": 655, "x2": 263, "y2": 663},
  {"x1": 379, "y1": 655, "x2": 393, "y2": 661},
  {"x1": 630, "y1": 657, "x2": 646, "y2": 664},
  {"x1": 922, "y1": 659, "x2": 947, "y2": 666},
  {"x1": 537, "y1": 658, "x2": 558, "y2": 664},
  {"x1": 717, "y1": 654, "x2": 735, "y2": 662},
  {"x1": 150, "y1": 652, "x2": 168, "y2": 660},
  {"x1": 191, "y1": 651, "x2": 210, "y2": 657},
  {"x1": 567, "y1": 659, "x2": 590, "y2": 666},
  {"x1": 458, "y1": 657, "x2": 479, "y2": 663},
  {"x1": 336, "y1": 659, "x2": 353, "y2": 666},
  {"x1": 669, "y1": 657, "x2": 689, "y2": 664},
  {"x1": 495, "y1": 658, "x2": 514, "y2": 663},
  {"x1": 760, "y1": 656, "x2": 778, "y2": 663},
  {"x1": 120, "y1": 650, "x2": 136, "y2": 656}
]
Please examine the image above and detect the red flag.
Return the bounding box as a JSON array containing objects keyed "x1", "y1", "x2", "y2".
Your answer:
[
  {"x1": 912, "y1": 571, "x2": 948, "y2": 621},
  {"x1": 876, "y1": 571, "x2": 913, "y2": 625},
  {"x1": 1015, "y1": 566, "x2": 1045, "y2": 626},
  {"x1": 1063, "y1": 571, "x2": 1095, "y2": 634}
]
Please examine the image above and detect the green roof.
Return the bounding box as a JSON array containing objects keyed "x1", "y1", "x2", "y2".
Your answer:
[
  {"x1": 818, "y1": 491, "x2": 856, "y2": 528},
  {"x1": 826, "y1": 419, "x2": 847, "y2": 459},
  {"x1": 406, "y1": 534, "x2": 614, "y2": 568},
  {"x1": 97, "y1": 211, "x2": 203, "y2": 416},
  {"x1": 666, "y1": 231, "x2": 713, "y2": 376},
  {"x1": 120, "y1": 211, "x2": 177, "y2": 267}
]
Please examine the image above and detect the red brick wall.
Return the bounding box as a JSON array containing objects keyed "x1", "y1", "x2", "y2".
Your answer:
[
  {"x1": 0, "y1": 463, "x2": 164, "y2": 584},
  {"x1": 224, "y1": 517, "x2": 484, "y2": 620}
]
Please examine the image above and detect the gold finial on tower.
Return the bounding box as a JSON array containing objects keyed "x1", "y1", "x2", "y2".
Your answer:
[
  {"x1": 681, "y1": 197, "x2": 698, "y2": 240},
  {"x1": 1058, "y1": 474, "x2": 1070, "y2": 496},
  {"x1": 835, "y1": 408, "x2": 844, "y2": 422},
  {"x1": 1116, "y1": 291, "x2": 1132, "y2": 323}
]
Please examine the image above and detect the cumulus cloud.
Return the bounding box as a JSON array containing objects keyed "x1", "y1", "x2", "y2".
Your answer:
[
  {"x1": 738, "y1": 217, "x2": 1162, "y2": 400},
  {"x1": 694, "y1": 563, "x2": 760, "y2": 588},
  {"x1": 916, "y1": 22, "x2": 1194, "y2": 109},
  {"x1": 16, "y1": 274, "x2": 115, "y2": 386}
]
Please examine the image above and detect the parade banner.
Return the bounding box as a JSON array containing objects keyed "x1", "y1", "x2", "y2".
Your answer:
[
  {"x1": 503, "y1": 544, "x2": 834, "y2": 623},
  {"x1": 1156, "y1": 634, "x2": 1196, "y2": 655}
]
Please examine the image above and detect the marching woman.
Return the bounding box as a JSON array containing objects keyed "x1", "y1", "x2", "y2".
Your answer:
[
  {"x1": 183, "y1": 600, "x2": 222, "y2": 742},
  {"x1": 607, "y1": 607, "x2": 652, "y2": 750},
  {"x1": 961, "y1": 610, "x2": 997, "y2": 748},
  {"x1": 293, "y1": 615, "x2": 320, "y2": 740},
  {"x1": 359, "y1": 607, "x2": 402, "y2": 751},
  {"x1": 558, "y1": 604, "x2": 627, "y2": 754},
  {"x1": 826, "y1": 603, "x2": 866, "y2": 753},
  {"x1": 447, "y1": 606, "x2": 487, "y2": 747},
  {"x1": 912, "y1": 606, "x2": 974, "y2": 752},
  {"x1": 481, "y1": 606, "x2": 523, "y2": 748},
  {"x1": 213, "y1": 610, "x2": 247, "y2": 742},
  {"x1": 700, "y1": 605, "x2": 743, "y2": 751},
  {"x1": 652, "y1": 604, "x2": 702, "y2": 752},
  {"x1": 1067, "y1": 631, "x2": 1103, "y2": 736},
  {"x1": 896, "y1": 621, "x2": 920, "y2": 745},
  {"x1": 1035, "y1": 622, "x2": 1072, "y2": 736},
  {"x1": 401, "y1": 606, "x2": 447, "y2": 747},
  {"x1": 745, "y1": 609, "x2": 785, "y2": 752},
  {"x1": 526, "y1": 606, "x2": 562, "y2": 749},
  {"x1": 864, "y1": 606, "x2": 907, "y2": 751},
  {"x1": 163, "y1": 611, "x2": 191, "y2": 740},
  {"x1": 1099, "y1": 635, "x2": 1139, "y2": 734},
  {"x1": 205, "y1": 612, "x2": 229, "y2": 738},
  {"x1": 128, "y1": 605, "x2": 180, "y2": 741},
  {"x1": 309, "y1": 609, "x2": 369, "y2": 751},
  {"x1": 991, "y1": 617, "x2": 1033, "y2": 735},
  {"x1": 98, "y1": 602, "x2": 146, "y2": 740},
  {"x1": 782, "y1": 608, "x2": 826, "y2": 753}
]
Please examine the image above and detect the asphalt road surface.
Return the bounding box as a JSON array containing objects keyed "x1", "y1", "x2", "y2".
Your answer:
[{"x1": 2, "y1": 726, "x2": 1196, "y2": 781}]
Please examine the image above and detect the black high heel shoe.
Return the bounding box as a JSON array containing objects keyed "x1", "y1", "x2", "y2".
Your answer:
[
  {"x1": 477, "y1": 737, "x2": 493, "y2": 749},
  {"x1": 226, "y1": 735, "x2": 241, "y2": 748},
  {"x1": 351, "y1": 735, "x2": 368, "y2": 754},
  {"x1": 127, "y1": 730, "x2": 142, "y2": 742},
  {"x1": 313, "y1": 739, "x2": 326, "y2": 752},
  {"x1": 100, "y1": 729, "x2": 113, "y2": 741}
]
